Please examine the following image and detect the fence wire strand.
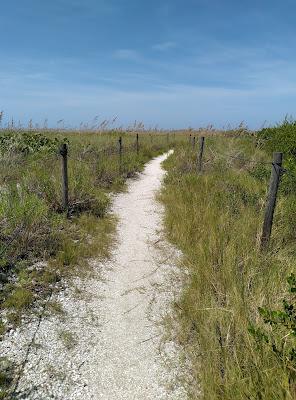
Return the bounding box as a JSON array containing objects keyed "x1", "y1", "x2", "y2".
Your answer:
[
  {"x1": 67, "y1": 143, "x2": 138, "y2": 165},
  {"x1": 194, "y1": 143, "x2": 296, "y2": 183},
  {"x1": 207, "y1": 146, "x2": 271, "y2": 166}
]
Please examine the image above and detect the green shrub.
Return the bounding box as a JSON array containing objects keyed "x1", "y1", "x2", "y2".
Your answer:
[
  {"x1": 249, "y1": 274, "x2": 296, "y2": 395},
  {"x1": 258, "y1": 118, "x2": 296, "y2": 159},
  {"x1": 258, "y1": 118, "x2": 296, "y2": 194},
  {"x1": 0, "y1": 130, "x2": 66, "y2": 155}
]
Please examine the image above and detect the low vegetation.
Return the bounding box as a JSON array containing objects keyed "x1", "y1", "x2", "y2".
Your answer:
[
  {"x1": 0, "y1": 128, "x2": 177, "y2": 398},
  {"x1": 0, "y1": 129, "x2": 177, "y2": 321},
  {"x1": 161, "y1": 126, "x2": 296, "y2": 399},
  {"x1": 3, "y1": 121, "x2": 296, "y2": 399}
]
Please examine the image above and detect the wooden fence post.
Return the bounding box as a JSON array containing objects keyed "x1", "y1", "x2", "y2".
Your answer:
[
  {"x1": 192, "y1": 136, "x2": 196, "y2": 149},
  {"x1": 197, "y1": 136, "x2": 205, "y2": 172},
  {"x1": 260, "y1": 152, "x2": 283, "y2": 249},
  {"x1": 136, "y1": 133, "x2": 139, "y2": 155},
  {"x1": 119, "y1": 136, "x2": 123, "y2": 172},
  {"x1": 189, "y1": 133, "x2": 192, "y2": 145},
  {"x1": 59, "y1": 143, "x2": 69, "y2": 215}
]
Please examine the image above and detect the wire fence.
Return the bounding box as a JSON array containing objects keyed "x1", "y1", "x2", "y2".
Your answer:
[
  {"x1": 67, "y1": 143, "x2": 138, "y2": 164},
  {"x1": 0, "y1": 133, "x2": 177, "y2": 219},
  {"x1": 188, "y1": 135, "x2": 295, "y2": 249},
  {"x1": 209, "y1": 149, "x2": 272, "y2": 166},
  {"x1": 3, "y1": 131, "x2": 293, "y2": 250},
  {"x1": 207, "y1": 146, "x2": 296, "y2": 179}
]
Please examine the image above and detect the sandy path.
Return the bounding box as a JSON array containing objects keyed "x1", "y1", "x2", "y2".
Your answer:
[{"x1": 1, "y1": 152, "x2": 186, "y2": 399}]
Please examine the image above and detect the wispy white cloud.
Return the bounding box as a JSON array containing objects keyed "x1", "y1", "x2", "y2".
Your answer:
[
  {"x1": 112, "y1": 49, "x2": 140, "y2": 61},
  {"x1": 152, "y1": 41, "x2": 176, "y2": 51},
  {"x1": 2, "y1": 41, "x2": 296, "y2": 129},
  {"x1": 2, "y1": 73, "x2": 296, "y2": 129}
]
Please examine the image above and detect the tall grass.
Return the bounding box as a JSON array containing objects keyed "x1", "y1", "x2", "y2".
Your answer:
[{"x1": 161, "y1": 135, "x2": 296, "y2": 399}]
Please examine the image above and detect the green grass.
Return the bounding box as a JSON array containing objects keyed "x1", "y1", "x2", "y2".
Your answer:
[{"x1": 161, "y1": 135, "x2": 296, "y2": 399}]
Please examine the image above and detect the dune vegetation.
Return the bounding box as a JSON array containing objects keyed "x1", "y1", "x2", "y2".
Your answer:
[
  {"x1": 161, "y1": 123, "x2": 296, "y2": 399},
  {"x1": 0, "y1": 129, "x2": 177, "y2": 336},
  {"x1": 1, "y1": 122, "x2": 296, "y2": 399}
]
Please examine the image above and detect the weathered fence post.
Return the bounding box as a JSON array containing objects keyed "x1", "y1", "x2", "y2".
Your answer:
[
  {"x1": 197, "y1": 136, "x2": 205, "y2": 172},
  {"x1": 119, "y1": 136, "x2": 123, "y2": 172},
  {"x1": 260, "y1": 152, "x2": 283, "y2": 249},
  {"x1": 192, "y1": 136, "x2": 196, "y2": 149},
  {"x1": 59, "y1": 143, "x2": 69, "y2": 215},
  {"x1": 189, "y1": 133, "x2": 192, "y2": 145},
  {"x1": 136, "y1": 133, "x2": 139, "y2": 155}
]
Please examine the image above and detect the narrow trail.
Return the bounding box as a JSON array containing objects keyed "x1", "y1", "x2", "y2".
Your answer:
[
  {"x1": 83, "y1": 150, "x2": 185, "y2": 399},
  {"x1": 1, "y1": 152, "x2": 187, "y2": 399}
]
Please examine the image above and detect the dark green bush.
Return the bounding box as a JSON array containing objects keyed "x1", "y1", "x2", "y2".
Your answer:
[
  {"x1": 258, "y1": 117, "x2": 296, "y2": 152},
  {"x1": 257, "y1": 118, "x2": 296, "y2": 178},
  {"x1": 0, "y1": 130, "x2": 67, "y2": 155}
]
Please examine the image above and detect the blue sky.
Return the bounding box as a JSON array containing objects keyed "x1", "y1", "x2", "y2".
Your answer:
[{"x1": 1, "y1": 0, "x2": 296, "y2": 129}]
